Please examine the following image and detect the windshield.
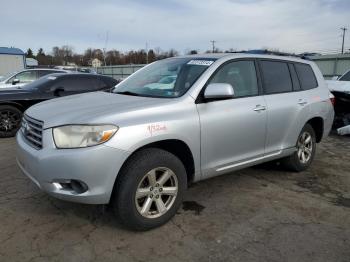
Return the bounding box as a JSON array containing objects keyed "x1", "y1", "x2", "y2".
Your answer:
[
  {"x1": 339, "y1": 71, "x2": 350, "y2": 81},
  {"x1": 0, "y1": 72, "x2": 17, "y2": 82},
  {"x1": 113, "y1": 57, "x2": 215, "y2": 98}
]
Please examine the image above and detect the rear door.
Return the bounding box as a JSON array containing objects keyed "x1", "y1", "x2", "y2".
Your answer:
[
  {"x1": 197, "y1": 59, "x2": 267, "y2": 178},
  {"x1": 259, "y1": 60, "x2": 311, "y2": 154}
]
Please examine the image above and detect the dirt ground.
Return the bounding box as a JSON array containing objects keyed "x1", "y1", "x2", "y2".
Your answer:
[{"x1": 0, "y1": 135, "x2": 349, "y2": 262}]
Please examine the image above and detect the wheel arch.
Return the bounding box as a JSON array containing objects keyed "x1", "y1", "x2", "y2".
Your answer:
[
  {"x1": 306, "y1": 117, "x2": 324, "y2": 143},
  {"x1": 110, "y1": 138, "x2": 196, "y2": 204},
  {"x1": 0, "y1": 102, "x2": 25, "y2": 112},
  {"x1": 122, "y1": 139, "x2": 195, "y2": 184}
]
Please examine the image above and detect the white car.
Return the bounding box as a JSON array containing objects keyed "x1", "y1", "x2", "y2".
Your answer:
[
  {"x1": 0, "y1": 69, "x2": 67, "y2": 88},
  {"x1": 326, "y1": 70, "x2": 350, "y2": 93}
]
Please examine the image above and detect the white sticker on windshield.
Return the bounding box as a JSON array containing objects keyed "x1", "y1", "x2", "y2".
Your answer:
[
  {"x1": 47, "y1": 76, "x2": 57, "y2": 80},
  {"x1": 187, "y1": 60, "x2": 214, "y2": 66}
]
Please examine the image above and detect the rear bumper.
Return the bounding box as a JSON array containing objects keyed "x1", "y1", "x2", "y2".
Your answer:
[{"x1": 16, "y1": 130, "x2": 129, "y2": 204}]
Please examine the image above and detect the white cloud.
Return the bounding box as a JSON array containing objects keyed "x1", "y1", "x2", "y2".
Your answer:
[{"x1": 0, "y1": 0, "x2": 349, "y2": 54}]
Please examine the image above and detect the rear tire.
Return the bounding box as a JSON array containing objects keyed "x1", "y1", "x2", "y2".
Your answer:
[
  {"x1": 113, "y1": 148, "x2": 187, "y2": 231},
  {"x1": 282, "y1": 124, "x2": 316, "y2": 172},
  {"x1": 0, "y1": 105, "x2": 22, "y2": 138}
]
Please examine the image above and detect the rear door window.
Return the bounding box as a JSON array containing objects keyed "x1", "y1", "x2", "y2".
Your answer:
[
  {"x1": 56, "y1": 76, "x2": 101, "y2": 92},
  {"x1": 38, "y1": 70, "x2": 61, "y2": 78},
  {"x1": 294, "y1": 63, "x2": 318, "y2": 90},
  {"x1": 260, "y1": 60, "x2": 293, "y2": 94}
]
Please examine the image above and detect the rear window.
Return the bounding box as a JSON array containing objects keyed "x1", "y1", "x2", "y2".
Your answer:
[
  {"x1": 260, "y1": 61, "x2": 293, "y2": 94},
  {"x1": 294, "y1": 63, "x2": 318, "y2": 90}
]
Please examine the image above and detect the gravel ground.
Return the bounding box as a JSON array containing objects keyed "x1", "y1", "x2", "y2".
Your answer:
[{"x1": 0, "y1": 135, "x2": 349, "y2": 262}]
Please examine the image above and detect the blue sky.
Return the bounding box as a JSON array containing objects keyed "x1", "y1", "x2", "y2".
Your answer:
[{"x1": 0, "y1": 0, "x2": 349, "y2": 55}]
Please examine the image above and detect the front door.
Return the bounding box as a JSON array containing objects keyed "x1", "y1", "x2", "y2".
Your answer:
[{"x1": 197, "y1": 60, "x2": 267, "y2": 179}]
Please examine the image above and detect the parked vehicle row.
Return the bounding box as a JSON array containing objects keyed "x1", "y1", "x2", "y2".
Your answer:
[
  {"x1": 16, "y1": 54, "x2": 334, "y2": 230},
  {"x1": 0, "y1": 73, "x2": 119, "y2": 137}
]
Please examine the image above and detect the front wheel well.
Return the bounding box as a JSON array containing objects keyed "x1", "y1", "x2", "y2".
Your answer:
[
  {"x1": 121, "y1": 139, "x2": 195, "y2": 184},
  {"x1": 0, "y1": 102, "x2": 24, "y2": 112},
  {"x1": 306, "y1": 117, "x2": 324, "y2": 143}
]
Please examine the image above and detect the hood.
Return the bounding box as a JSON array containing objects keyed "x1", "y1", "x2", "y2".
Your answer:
[{"x1": 26, "y1": 91, "x2": 173, "y2": 128}]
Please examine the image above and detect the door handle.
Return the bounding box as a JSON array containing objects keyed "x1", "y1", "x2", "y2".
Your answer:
[
  {"x1": 298, "y1": 99, "x2": 308, "y2": 106},
  {"x1": 253, "y1": 105, "x2": 266, "y2": 112}
]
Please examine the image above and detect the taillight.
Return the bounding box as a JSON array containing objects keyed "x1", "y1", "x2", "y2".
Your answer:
[{"x1": 329, "y1": 93, "x2": 335, "y2": 106}]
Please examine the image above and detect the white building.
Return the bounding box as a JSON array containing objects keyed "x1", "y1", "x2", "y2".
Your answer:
[
  {"x1": 0, "y1": 47, "x2": 25, "y2": 76},
  {"x1": 91, "y1": 58, "x2": 102, "y2": 68},
  {"x1": 25, "y1": 58, "x2": 38, "y2": 68}
]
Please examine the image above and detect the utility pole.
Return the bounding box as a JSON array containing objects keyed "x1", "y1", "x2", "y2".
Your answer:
[
  {"x1": 341, "y1": 27, "x2": 347, "y2": 54},
  {"x1": 210, "y1": 40, "x2": 216, "y2": 53},
  {"x1": 145, "y1": 42, "x2": 149, "y2": 64},
  {"x1": 103, "y1": 31, "x2": 109, "y2": 66}
]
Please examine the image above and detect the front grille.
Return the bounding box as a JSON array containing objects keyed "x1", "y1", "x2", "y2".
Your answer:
[{"x1": 21, "y1": 115, "x2": 44, "y2": 149}]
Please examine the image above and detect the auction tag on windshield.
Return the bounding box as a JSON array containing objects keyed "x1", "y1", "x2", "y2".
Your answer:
[{"x1": 187, "y1": 60, "x2": 214, "y2": 66}]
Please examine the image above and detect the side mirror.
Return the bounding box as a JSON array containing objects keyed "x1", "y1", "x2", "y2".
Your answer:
[
  {"x1": 331, "y1": 76, "x2": 339, "y2": 81},
  {"x1": 204, "y1": 83, "x2": 234, "y2": 100},
  {"x1": 12, "y1": 79, "x2": 20, "y2": 85}
]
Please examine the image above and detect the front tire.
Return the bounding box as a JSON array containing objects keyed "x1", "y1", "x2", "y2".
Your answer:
[
  {"x1": 113, "y1": 148, "x2": 187, "y2": 231},
  {"x1": 282, "y1": 124, "x2": 316, "y2": 172},
  {"x1": 0, "y1": 105, "x2": 22, "y2": 138}
]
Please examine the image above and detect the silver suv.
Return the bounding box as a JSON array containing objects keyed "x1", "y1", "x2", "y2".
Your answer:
[{"x1": 16, "y1": 54, "x2": 334, "y2": 230}]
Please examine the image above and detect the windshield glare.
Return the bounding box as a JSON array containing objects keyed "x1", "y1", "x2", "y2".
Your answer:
[{"x1": 113, "y1": 58, "x2": 215, "y2": 98}]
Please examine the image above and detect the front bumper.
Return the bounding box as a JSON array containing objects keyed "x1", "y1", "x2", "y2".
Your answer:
[{"x1": 16, "y1": 129, "x2": 129, "y2": 204}]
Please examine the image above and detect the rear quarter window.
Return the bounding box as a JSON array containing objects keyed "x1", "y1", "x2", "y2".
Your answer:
[
  {"x1": 294, "y1": 63, "x2": 318, "y2": 90},
  {"x1": 260, "y1": 60, "x2": 293, "y2": 94}
]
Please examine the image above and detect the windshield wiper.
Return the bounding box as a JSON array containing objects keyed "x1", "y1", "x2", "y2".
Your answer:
[{"x1": 115, "y1": 91, "x2": 141, "y2": 96}]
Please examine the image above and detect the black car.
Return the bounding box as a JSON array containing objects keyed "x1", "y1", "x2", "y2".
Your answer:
[{"x1": 0, "y1": 73, "x2": 119, "y2": 137}]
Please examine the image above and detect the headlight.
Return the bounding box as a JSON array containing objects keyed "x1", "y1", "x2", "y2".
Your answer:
[{"x1": 53, "y1": 125, "x2": 118, "y2": 149}]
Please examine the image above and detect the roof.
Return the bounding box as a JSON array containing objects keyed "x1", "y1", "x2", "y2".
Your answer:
[
  {"x1": 177, "y1": 53, "x2": 312, "y2": 64},
  {"x1": 0, "y1": 47, "x2": 25, "y2": 55}
]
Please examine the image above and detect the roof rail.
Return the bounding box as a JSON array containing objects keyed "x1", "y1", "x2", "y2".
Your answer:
[{"x1": 231, "y1": 49, "x2": 311, "y2": 60}]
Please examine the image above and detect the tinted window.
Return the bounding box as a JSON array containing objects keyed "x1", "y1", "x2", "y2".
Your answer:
[
  {"x1": 288, "y1": 64, "x2": 301, "y2": 91},
  {"x1": 54, "y1": 76, "x2": 101, "y2": 91},
  {"x1": 38, "y1": 70, "x2": 62, "y2": 78},
  {"x1": 339, "y1": 71, "x2": 350, "y2": 81},
  {"x1": 209, "y1": 60, "x2": 258, "y2": 97},
  {"x1": 260, "y1": 61, "x2": 292, "y2": 94},
  {"x1": 294, "y1": 63, "x2": 318, "y2": 90}
]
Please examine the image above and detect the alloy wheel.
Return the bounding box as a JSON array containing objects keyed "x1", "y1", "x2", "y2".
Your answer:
[
  {"x1": 297, "y1": 131, "x2": 313, "y2": 164},
  {"x1": 135, "y1": 167, "x2": 178, "y2": 219},
  {"x1": 0, "y1": 110, "x2": 21, "y2": 133}
]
